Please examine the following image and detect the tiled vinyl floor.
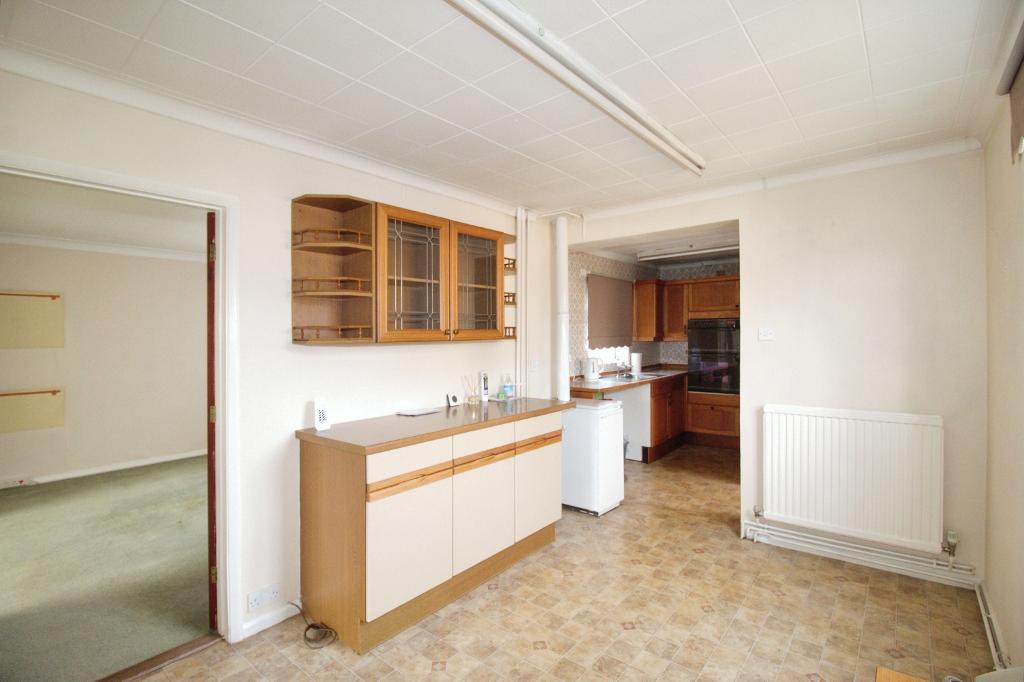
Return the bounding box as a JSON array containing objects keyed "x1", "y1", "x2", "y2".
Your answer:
[{"x1": 150, "y1": 445, "x2": 993, "y2": 681}]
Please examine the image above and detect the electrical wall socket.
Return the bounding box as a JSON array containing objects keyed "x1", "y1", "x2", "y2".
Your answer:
[
  {"x1": 757, "y1": 327, "x2": 776, "y2": 341},
  {"x1": 247, "y1": 583, "x2": 280, "y2": 611}
]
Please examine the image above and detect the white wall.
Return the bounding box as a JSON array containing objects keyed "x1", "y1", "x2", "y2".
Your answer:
[
  {"x1": 0, "y1": 70, "x2": 521, "y2": 632},
  {"x1": 982, "y1": 101, "x2": 1024, "y2": 664},
  {"x1": 0, "y1": 243, "x2": 206, "y2": 480},
  {"x1": 582, "y1": 150, "x2": 990, "y2": 572}
]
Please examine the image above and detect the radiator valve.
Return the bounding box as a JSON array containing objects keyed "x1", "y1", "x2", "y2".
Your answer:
[
  {"x1": 943, "y1": 530, "x2": 959, "y2": 559},
  {"x1": 753, "y1": 506, "x2": 765, "y2": 519}
]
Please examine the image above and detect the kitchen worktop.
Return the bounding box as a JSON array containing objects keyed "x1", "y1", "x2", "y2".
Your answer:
[
  {"x1": 295, "y1": 397, "x2": 575, "y2": 455},
  {"x1": 569, "y1": 366, "x2": 688, "y2": 398}
]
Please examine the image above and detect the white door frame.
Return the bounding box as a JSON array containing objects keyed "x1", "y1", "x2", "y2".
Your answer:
[{"x1": 0, "y1": 150, "x2": 244, "y2": 642}]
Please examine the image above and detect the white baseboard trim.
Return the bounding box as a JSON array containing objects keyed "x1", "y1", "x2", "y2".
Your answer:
[
  {"x1": 32, "y1": 449, "x2": 206, "y2": 483},
  {"x1": 976, "y1": 582, "x2": 1012, "y2": 668},
  {"x1": 240, "y1": 600, "x2": 301, "y2": 641},
  {"x1": 742, "y1": 519, "x2": 978, "y2": 589}
]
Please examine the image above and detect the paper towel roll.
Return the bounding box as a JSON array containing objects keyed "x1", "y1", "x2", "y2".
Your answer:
[{"x1": 630, "y1": 352, "x2": 642, "y2": 375}]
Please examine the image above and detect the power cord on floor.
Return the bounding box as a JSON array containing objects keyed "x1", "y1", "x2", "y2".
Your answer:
[{"x1": 289, "y1": 601, "x2": 337, "y2": 649}]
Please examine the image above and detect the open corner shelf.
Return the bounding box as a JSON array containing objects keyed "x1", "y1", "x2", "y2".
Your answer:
[{"x1": 292, "y1": 195, "x2": 376, "y2": 345}]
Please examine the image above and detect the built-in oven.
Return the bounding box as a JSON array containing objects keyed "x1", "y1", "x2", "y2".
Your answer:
[{"x1": 687, "y1": 318, "x2": 739, "y2": 394}]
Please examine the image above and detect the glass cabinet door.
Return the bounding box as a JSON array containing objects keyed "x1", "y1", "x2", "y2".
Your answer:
[
  {"x1": 450, "y1": 222, "x2": 504, "y2": 340},
  {"x1": 376, "y1": 205, "x2": 450, "y2": 341}
]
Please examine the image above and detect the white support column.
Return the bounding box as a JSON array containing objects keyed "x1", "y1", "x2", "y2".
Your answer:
[{"x1": 553, "y1": 215, "x2": 569, "y2": 401}]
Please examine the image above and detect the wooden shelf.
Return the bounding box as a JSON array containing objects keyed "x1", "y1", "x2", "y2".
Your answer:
[
  {"x1": 504, "y1": 257, "x2": 516, "y2": 273},
  {"x1": 293, "y1": 324, "x2": 373, "y2": 344},
  {"x1": 293, "y1": 276, "x2": 371, "y2": 294},
  {"x1": 503, "y1": 326, "x2": 516, "y2": 339},
  {"x1": 387, "y1": 276, "x2": 440, "y2": 285},
  {"x1": 293, "y1": 291, "x2": 373, "y2": 299},
  {"x1": 292, "y1": 241, "x2": 373, "y2": 255}
]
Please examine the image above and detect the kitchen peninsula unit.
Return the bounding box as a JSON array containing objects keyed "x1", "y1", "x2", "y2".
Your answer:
[{"x1": 295, "y1": 398, "x2": 574, "y2": 653}]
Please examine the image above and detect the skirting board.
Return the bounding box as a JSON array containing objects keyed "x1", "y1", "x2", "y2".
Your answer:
[
  {"x1": 976, "y1": 582, "x2": 1011, "y2": 668},
  {"x1": 31, "y1": 449, "x2": 206, "y2": 484},
  {"x1": 240, "y1": 600, "x2": 301, "y2": 642},
  {"x1": 742, "y1": 519, "x2": 978, "y2": 589}
]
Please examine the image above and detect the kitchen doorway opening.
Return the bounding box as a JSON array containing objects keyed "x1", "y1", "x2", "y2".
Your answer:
[{"x1": 0, "y1": 171, "x2": 221, "y2": 680}]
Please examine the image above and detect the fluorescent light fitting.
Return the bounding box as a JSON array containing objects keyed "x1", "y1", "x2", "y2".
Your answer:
[
  {"x1": 446, "y1": 0, "x2": 705, "y2": 176},
  {"x1": 636, "y1": 245, "x2": 737, "y2": 262}
]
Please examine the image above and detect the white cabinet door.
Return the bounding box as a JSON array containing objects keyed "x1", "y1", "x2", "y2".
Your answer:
[
  {"x1": 453, "y1": 458, "x2": 514, "y2": 574},
  {"x1": 515, "y1": 442, "x2": 562, "y2": 542},
  {"x1": 365, "y1": 476, "x2": 453, "y2": 621}
]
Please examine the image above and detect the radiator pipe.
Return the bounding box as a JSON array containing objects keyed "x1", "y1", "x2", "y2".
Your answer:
[{"x1": 553, "y1": 214, "x2": 569, "y2": 401}]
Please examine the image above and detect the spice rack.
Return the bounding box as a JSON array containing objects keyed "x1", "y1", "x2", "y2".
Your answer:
[{"x1": 292, "y1": 196, "x2": 375, "y2": 345}]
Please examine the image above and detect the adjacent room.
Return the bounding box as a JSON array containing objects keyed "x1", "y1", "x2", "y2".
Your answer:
[
  {"x1": 0, "y1": 0, "x2": 1022, "y2": 680},
  {"x1": 0, "y1": 174, "x2": 213, "y2": 680}
]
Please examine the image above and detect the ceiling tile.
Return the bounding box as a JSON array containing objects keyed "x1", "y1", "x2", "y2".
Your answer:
[
  {"x1": 429, "y1": 132, "x2": 507, "y2": 161},
  {"x1": 145, "y1": 0, "x2": 271, "y2": 74},
  {"x1": 564, "y1": 19, "x2": 646, "y2": 74},
  {"x1": 621, "y1": 153, "x2": 681, "y2": 177},
  {"x1": 522, "y1": 92, "x2": 604, "y2": 132},
  {"x1": 323, "y1": 0, "x2": 460, "y2": 45},
  {"x1": 8, "y1": 0, "x2": 137, "y2": 71},
  {"x1": 244, "y1": 46, "x2": 351, "y2": 103},
  {"x1": 574, "y1": 164, "x2": 632, "y2": 188},
  {"x1": 865, "y1": 5, "x2": 978, "y2": 65},
  {"x1": 122, "y1": 40, "x2": 232, "y2": 101},
  {"x1": 550, "y1": 149, "x2": 612, "y2": 175},
  {"x1": 975, "y1": 0, "x2": 1010, "y2": 35},
  {"x1": 873, "y1": 106, "x2": 956, "y2": 139},
  {"x1": 691, "y1": 136, "x2": 739, "y2": 162},
  {"x1": 701, "y1": 155, "x2": 751, "y2": 178},
  {"x1": 592, "y1": 137, "x2": 660, "y2": 164},
  {"x1": 968, "y1": 32, "x2": 1002, "y2": 74},
  {"x1": 40, "y1": 0, "x2": 164, "y2": 36},
  {"x1": 613, "y1": 0, "x2": 737, "y2": 56},
  {"x1": 347, "y1": 129, "x2": 425, "y2": 160},
  {"x1": 593, "y1": 0, "x2": 645, "y2": 14},
  {"x1": 516, "y1": 134, "x2": 587, "y2": 162},
  {"x1": 871, "y1": 42, "x2": 970, "y2": 95},
  {"x1": 280, "y1": 5, "x2": 402, "y2": 79},
  {"x1": 475, "y1": 114, "x2": 550, "y2": 147},
  {"x1": 608, "y1": 60, "x2": 676, "y2": 104},
  {"x1": 386, "y1": 111, "x2": 463, "y2": 146},
  {"x1": 874, "y1": 77, "x2": 963, "y2": 120},
  {"x1": 510, "y1": 0, "x2": 606, "y2": 36},
  {"x1": 474, "y1": 148, "x2": 538, "y2": 175},
  {"x1": 184, "y1": 0, "x2": 318, "y2": 41},
  {"x1": 654, "y1": 26, "x2": 760, "y2": 90},
  {"x1": 506, "y1": 162, "x2": 570, "y2": 186},
  {"x1": 285, "y1": 104, "x2": 371, "y2": 145},
  {"x1": 685, "y1": 66, "x2": 776, "y2": 112},
  {"x1": 729, "y1": 0, "x2": 799, "y2": 21},
  {"x1": 728, "y1": 118, "x2": 802, "y2": 154},
  {"x1": 667, "y1": 116, "x2": 723, "y2": 143},
  {"x1": 361, "y1": 51, "x2": 463, "y2": 107},
  {"x1": 742, "y1": 141, "x2": 811, "y2": 168},
  {"x1": 392, "y1": 146, "x2": 462, "y2": 175},
  {"x1": 322, "y1": 82, "x2": 414, "y2": 127},
  {"x1": 211, "y1": 76, "x2": 307, "y2": 125},
  {"x1": 475, "y1": 59, "x2": 566, "y2": 109},
  {"x1": 708, "y1": 94, "x2": 790, "y2": 135},
  {"x1": 562, "y1": 117, "x2": 632, "y2": 147},
  {"x1": 642, "y1": 168, "x2": 702, "y2": 190},
  {"x1": 765, "y1": 34, "x2": 867, "y2": 92},
  {"x1": 859, "y1": 0, "x2": 970, "y2": 30},
  {"x1": 425, "y1": 87, "x2": 515, "y2": 129},
  {"x1": 782, "y1": 69, "x2": 871, "y2": 117},
  {"x1": 795, "y1": 99, "x2": 876, "y2": 138},
  {"x1": 642, "y1": 92, "x2": 700, "y2": 125},
  {"x1": 743, "y1": 0, "x2": 860, "y2": 62},
  {"x1": 413, "y1": 17, "x2": 519, "y2": 82}
]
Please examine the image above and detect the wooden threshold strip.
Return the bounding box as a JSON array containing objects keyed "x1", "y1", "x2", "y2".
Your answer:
[{"x1": 514, "y1": 430, "x2": 562, "y2": 455}]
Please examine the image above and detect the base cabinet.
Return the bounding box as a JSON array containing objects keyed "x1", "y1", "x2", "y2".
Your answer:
[
  {"x1": 686, "y1": 391, "x2": 739, "y2": 436},
  {"x1": 514, "y1": 442, "x2": 562, "y2": 542},
  {"x1": 365, "y1": 476, "x2": 453, "y2": 621},
  {"x1": 453, "y1": 458, "x2": 515, "y2": 574}
]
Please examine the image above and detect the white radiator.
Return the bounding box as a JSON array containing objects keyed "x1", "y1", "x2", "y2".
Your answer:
[{"x1": 762, "y1": 404, "x2": 944, "y2": 554}]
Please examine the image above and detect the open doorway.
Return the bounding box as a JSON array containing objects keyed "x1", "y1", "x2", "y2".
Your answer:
[
  {"x1": 0, "y1": 173, "x2": 217, "y2": 679},
  {"x1": 567, "y1": 220, "x2": 740, "y2": 527}
]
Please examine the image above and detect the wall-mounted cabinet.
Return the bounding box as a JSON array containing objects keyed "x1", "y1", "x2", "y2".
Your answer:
[
  {"x1": 662, "y1": 281, "x2": 689, "y2": 341},
  {"x1": 292, "y1": 196, "x2": 376, "y2": 345},
  {"x1": 376, "y1": 205, "x2": 505, "y2": 343},
  {"x1": 292, "y1": 196, "x2": 512, "y2": 345},
  {"x1": 632, "y1": 279, "x2": 663, "y2": 341},
  {"x1": 688, "y1": 277, "x2": 739, "y2": 319}
]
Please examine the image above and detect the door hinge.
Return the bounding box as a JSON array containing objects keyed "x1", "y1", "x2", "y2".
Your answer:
[
  {"x1": 210, "y1": 565, "x2": 217, "y2": 584},
  {"x1": 208, "y1": 242, "x2": 216, "y2": 262},
  {"x1": 209, "y1": 405, "x2": 216, "y2": 424}
]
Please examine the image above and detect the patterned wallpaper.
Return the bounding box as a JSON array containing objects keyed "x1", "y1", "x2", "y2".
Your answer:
[{"x1": 571, "y1": 253, "x2": 739, "y2": 373}]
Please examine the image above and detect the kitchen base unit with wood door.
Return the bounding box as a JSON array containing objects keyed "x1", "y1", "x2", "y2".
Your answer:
[
  {"x1": 684, "y1": 391, "x2": 740, "y2": 448},
  {"x1": 295, "y1": 398, "x2": 574, "y2": 654}
]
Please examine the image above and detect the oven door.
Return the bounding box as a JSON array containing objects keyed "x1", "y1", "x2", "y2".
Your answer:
[
  {"x1": 687, "y1": 318, "x2": 739, "y2": 354},
  {"x1": 687, "y1": 352, "x2": 739, "y2": 394}
]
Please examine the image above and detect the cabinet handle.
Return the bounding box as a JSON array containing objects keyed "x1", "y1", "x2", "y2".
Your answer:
[
  {"x1": 443, "y1": 328, "x2": 452, "y2": 338},
  {"x1": 452, "y1": 328, "x2": 460, "y2": 335}
]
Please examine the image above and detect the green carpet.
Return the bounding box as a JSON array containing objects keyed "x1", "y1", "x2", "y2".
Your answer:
[{"x1": 0, "y1": 456, "x2": 209, "y2": 681}]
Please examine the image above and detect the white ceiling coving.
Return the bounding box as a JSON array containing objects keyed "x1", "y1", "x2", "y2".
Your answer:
[{"x1": 0, "y1": 0, "x2": 1015, "y2": 213}]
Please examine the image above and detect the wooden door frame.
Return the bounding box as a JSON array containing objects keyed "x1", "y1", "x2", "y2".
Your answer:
[
  {"x1": 0, "y1": 154, "x2": 244, "y2": 643},
  {"x1": 206, "y1": 212, "x2": 217, "y2": 630}
]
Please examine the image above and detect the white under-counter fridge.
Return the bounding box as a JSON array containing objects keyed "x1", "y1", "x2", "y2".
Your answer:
[{"x1": 561, "y1": 398, "x2": 624, "y2": 515}]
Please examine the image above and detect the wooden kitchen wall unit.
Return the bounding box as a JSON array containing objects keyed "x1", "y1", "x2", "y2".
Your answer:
[
  {"x1": 296, "y1": 399, "x2": 571, "y2": 653},
  {"x1": 687, "y1": 391, "x2": 739, "y2": 437},
  {"x1": 632, "y1": 279, "x2": 663, "y2": 341},
  {"x1": 662, "y1": 281, "x2": 689, "y2": 340},
  {"x1": 687, "y1": 276, "x2": 740, "y2": 319},
  {"x1": 292, "y1": 195, "x2": 375, "y2": 345}
]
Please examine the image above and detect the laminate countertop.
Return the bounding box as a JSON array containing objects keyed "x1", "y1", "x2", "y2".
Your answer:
[
  {"x1": 295, "y1": 397, "x2": 575, "y2": 455},
  {"x1": 569, "y1": 367, "x2": 688, "y2": 398}
]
